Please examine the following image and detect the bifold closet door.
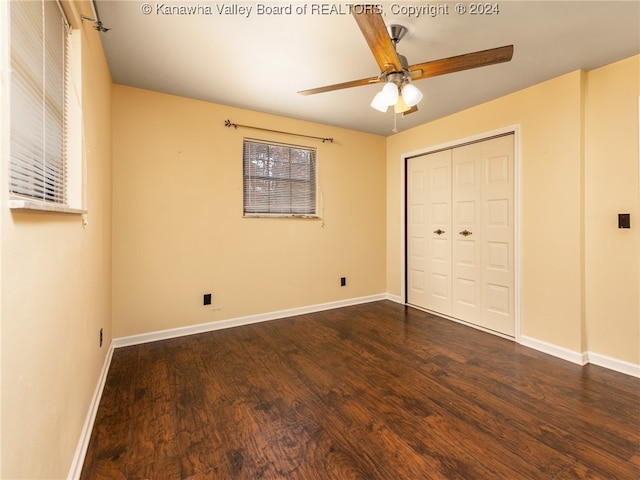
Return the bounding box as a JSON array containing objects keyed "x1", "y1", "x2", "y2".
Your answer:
[
  {"x1": 407, "y1": 149, "x2": 452, "y2": 315},
  {"x1": 452, "y1": 135, "x2": 514, "y2": 335},
  {"x1": 407, "y1": 134, "x2": 515, "y2": 337}
]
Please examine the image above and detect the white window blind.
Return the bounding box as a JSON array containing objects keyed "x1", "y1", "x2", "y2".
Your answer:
[
  {"x1": 10, "y1": 0, "x2": 70, "y2": 204},
  {"x1": 243, "y1": 139, "x2": 317, "y2": 216}
]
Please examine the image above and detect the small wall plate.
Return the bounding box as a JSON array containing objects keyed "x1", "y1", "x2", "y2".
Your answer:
[{"x1": 618, "y1": 213, "x2": 630, "y2": 229}]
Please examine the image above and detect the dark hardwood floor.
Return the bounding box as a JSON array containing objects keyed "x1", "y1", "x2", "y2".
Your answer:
[{"x1": 80, "y1": 301, "x2": 640, "y2": 479}]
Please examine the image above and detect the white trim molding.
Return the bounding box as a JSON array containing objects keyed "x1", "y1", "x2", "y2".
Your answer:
[
  {"x1": 113, "y1": 294, "x2": 388, "y2": 348},
  {"x1": 519, "y1": 335, "x2": 588, "y2": 365},
  {"x1": 385, "y1": 293, "x2": 404, "y2": 304},
  {"x1": 67, "y1": 343, "x2": 115, "y2": 479},
  {"x1": 112, "y1": 295, "x2": 640, "y2": 376},
  {"x1": 587, "y1": 352, "x2": 640, "y2": 378},
  {"x1": 520, "y1": 335, "x2": 640, "y2": 378}
]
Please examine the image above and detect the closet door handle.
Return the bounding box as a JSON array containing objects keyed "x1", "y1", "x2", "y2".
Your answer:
[
  {"x1": 433, "y1": 229, "x2": 445, "y2": 235},
  {"x1": 459, "y1": 230, "x2": 473, "y2": 237}
]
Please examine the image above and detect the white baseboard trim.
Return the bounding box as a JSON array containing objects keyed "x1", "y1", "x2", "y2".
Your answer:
[
  {"x1": 519, "y1": 335, "x2": 640, "y2": 378},
  {"x1": 519, "y1": 335, "x2": 588, "y2": 365},
  {"x1": 587, "y1": 352, "x2": 640, "y2": 378},
  {"x1": 113, "y1": 293, "x2": 388, "y2": 348},
  {"x1": 67, "y1": 343, "x2": 115, "y2": 479},
  {"x1": 385, "y1": 293, "x2": 404, "y2": 304}
]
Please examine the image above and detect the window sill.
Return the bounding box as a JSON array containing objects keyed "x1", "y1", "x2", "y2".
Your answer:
[{"x1": 9, "y1": 198, "x2": 87, "y2": 215}]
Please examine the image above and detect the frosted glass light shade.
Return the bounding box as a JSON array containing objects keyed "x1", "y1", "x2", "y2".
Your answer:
[
  {"x1": 381, "y1": 82, "x2": 399, "y2": 106},
  {"x1": 402, "y1": 83, "x2": 423, "y2": 107},
  {"x1": 370, "y1": 91, "x2": 389, "y2": 112},
  {"x1": 394, "y1": 94, "x2": 410, "y2": 114}
]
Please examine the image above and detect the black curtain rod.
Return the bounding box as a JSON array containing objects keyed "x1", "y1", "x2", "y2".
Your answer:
[{"x1": 224, "y1": 120, "x2": 334, "y2": 143}]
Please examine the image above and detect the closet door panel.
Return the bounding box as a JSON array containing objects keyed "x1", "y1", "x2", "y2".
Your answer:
[
  {"x1": 481, "y1": 135, "x2": 515, "y2": 336},
  {"x1": 407, "y1": 150, "x2": 452, "y2": 314},
  {"x1": 452, "y1": 145, "x2": 482, "y2": 322}
]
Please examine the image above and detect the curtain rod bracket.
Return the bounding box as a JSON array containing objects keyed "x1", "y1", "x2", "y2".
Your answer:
[
  {"x1": 224, "y1": 119, "x2": 333, "y2": 143},
  {"x1": 83, "y1": 0, "x2": 110, "y2": 32},
  {"x1": 82, "y1": 16, "x2": 111, "y2": 32}
]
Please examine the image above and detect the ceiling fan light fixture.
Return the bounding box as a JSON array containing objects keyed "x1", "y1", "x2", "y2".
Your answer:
[
  {"x1": 401, "y1": 82, "x2": 423, "y2": 107},
  {"x1": 394, "y1": 94, "x2": 411, "y2": 114},
  {"x1": 371, "y1": 91, "x2": 389, "y2": 112},
  {"x1": 380, "y1": 81, "x2": 399, "y2": 106}
]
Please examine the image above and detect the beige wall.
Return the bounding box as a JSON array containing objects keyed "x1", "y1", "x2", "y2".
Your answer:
[
  {"x1": 584, "y1": 56, "x2": 640, "y2": 364},
  {"x1": 386, "y1": 56, "x2": 640, "y2": 365},
  {"x1": 111, "y1": 85, "x2": 387, "y2": 338},
  {"x1": 0, "y1": 1, "x2": 112, "y2": 477}
]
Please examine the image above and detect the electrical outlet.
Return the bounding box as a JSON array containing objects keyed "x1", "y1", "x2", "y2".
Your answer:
[
  {"x1": 203, "y1": 293, "x2": 212, "y2": 305},
  {"x1": 99, "y1": 328, "x2": 103, "y2": 347},
  {"x1": 340, "y1": 277, "x2": 346, "y2": 287},
  {"x1": 619, "y1": 213, "x2": 630, "y2": 229}
]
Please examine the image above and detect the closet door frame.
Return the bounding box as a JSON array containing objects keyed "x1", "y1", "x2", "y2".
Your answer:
[{"x1": 401, "y1": 125, "x2": 522, "y2": 341}]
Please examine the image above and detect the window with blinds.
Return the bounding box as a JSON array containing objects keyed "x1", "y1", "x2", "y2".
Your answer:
[
  {"x1": 243, "y1": 139, "x2": 317, "y2": 217},
  {"x1": 9, "y1": 0, "x2": 70, "y2": 205}
]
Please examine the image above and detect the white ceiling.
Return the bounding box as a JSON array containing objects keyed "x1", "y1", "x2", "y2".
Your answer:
[{"x1": 95, "y1": 1, "x2": 639, "y2": 136}]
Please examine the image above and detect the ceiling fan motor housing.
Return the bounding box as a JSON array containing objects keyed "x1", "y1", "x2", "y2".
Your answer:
[
  {"x1": 387, "y1": 24, "x2": 408, "y2": 45},
  {"x1": 386, "y1": 25, "x2": 410, "y2": 72}
]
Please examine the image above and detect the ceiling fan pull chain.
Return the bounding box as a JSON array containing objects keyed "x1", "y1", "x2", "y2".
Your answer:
[{"x1": 392, "y1": 113, "x2": 398, "y2": 133}]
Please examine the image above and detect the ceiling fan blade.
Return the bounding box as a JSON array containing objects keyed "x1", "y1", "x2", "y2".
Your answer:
[
  {"x1": 353, "y1": 9, "x2": 403, "y2": 73},
  {"x1": 298, "y1": 76, "x2": 381, "y2": 96},
  {"x1": 408, "y1": 45, "x2": 514, "y2": 81},
  {"x1": 403, "y1": 105, "x2": 418, "y2": 116}
]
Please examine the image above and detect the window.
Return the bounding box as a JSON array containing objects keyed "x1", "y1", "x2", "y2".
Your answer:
[
  {"x1": 243, "y1": 139, "x2": 317, "y2": 217},
  {"x1": 9, "y1": 0, "x2": 82, "y2": 212}
]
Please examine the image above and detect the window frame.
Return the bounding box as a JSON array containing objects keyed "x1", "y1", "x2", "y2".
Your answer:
[
  {"x1": 242, "y1": 138, "x2": 319, "y2": 219},
  {"x1": 7, "y1": 0, "x2": 84, "y2": 214}
]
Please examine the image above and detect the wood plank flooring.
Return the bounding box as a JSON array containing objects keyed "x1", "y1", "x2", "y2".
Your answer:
[{"x1": 80, "y1": 301, "x2": 640, "y2": 479}]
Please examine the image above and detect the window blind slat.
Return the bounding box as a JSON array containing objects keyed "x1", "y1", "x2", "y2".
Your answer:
[
  {"x1": 243, "y1": 140, "x2": 316, "y2": 216},
  {"x1": 10, "y1": 0, "x2": 69, "y2": 204}
]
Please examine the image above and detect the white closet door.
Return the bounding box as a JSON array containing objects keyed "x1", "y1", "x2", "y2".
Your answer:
[
  {"x1": 407, "y1": 149, "x2": 452, "y2": 314},
  {"x1": 406, "y1": 134, "x2": 515, "y2": 337},
  {"x1": 452, "y1": 143, "x2": 482, "y2": 322},
  {"x1": 479, "y1": 135, "x2": 515, "y2": 335}
]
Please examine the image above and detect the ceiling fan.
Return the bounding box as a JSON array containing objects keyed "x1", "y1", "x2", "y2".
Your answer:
[{"x1": 298, "y1": 7, "x2": 514, "y2": 116}]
